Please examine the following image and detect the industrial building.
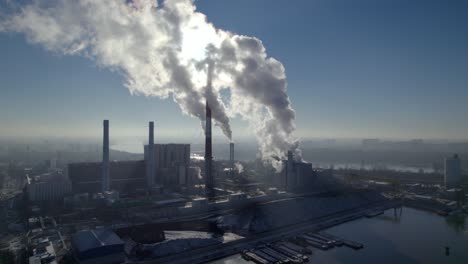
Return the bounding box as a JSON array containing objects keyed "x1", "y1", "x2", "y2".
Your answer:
[
  {"x1": 26, "y1": 171, "x2": 71, "y2": 202},
  {"x1": 445, "y1": 154, "x2": 462, "y2": 188},
  {"x1": 68, "y1": 160, "x2": 146, "y2": 194},
  {"x1": 68, "y1": 120, "x2": 195, "y2": 194},
  {"x1": 67, "y1": 101, "x2": 222, "y2": 196},
  {"x1": 282, "y1": 151, "x2": 315, "y2": 192},
  {"x1": 71, "y1": 229, "x2": 125, "y2": 264},
  {"x1": 28, "y1": 229, "x2": 59, "y2": 264},
  {"x1": 144, "y1": 143, "x2": 191, "y2": 187},
  {"x1": 63, "y1": 86, "x2": 209, "y2": 201}
]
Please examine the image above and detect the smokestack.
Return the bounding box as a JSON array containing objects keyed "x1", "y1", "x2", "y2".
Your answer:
[
  {"x1": 286, "y1": 150, "x2": 294, "y2": 191},
  {"x1": 3, "y1": 0, "x2": 300, "y2": 173},
  {"x1": 102, "y1": 120, "x2": 110, "y2": 192},
  {"x1": 205, "y1": 101, "x2": 214, "y2": 198},
  {"x1": 230, "y1": 142, "x2": 234, "y2": 178},
  {"x1": 147, "y1": 121, "x2": 155, "y2": 189}
]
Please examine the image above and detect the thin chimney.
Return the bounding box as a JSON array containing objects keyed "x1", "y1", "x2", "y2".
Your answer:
[
  {"x1": 102, "y1": 120, "x2": 110, "y2": 192},
  {"x1": 147, "y1": 121, "x2": 155, "y2": 188},
  {"x1": 230, "y1": 142, "x2": 234, "y2": 178}
]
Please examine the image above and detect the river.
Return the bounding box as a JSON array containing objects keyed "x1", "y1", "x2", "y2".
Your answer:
[{"x1": 210, "y1": 207, "x2": 468, "y2": 264}]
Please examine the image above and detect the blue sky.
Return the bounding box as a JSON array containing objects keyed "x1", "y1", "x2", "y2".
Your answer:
[{"x1": 1, "y1": 0, "x2": 468, "y2": 142}]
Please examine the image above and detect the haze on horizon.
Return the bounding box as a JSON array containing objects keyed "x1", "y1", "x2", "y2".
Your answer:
[{"x1": 1, "y1": 0, "x2": 468, "y2": 142}]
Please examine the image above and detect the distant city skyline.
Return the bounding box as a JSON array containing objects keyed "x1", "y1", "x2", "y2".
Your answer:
[{"x1": 1, "y1": 0, "x2": 468, "y2": 141}]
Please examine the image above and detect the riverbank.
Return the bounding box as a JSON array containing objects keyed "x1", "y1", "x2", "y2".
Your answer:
[
  {"x1": 213, "y1": 207, "x2": 468, "y2": 264},
  {"x1": 138, "y1": 193, "x2": 396, "y2": 264}
]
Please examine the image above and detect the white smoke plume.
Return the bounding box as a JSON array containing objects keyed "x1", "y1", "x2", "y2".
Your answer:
[
  {"x1": 234, "y1": 162, "x2": 244, "y2": 174},
  {"x1": 0, "y1": 0, "x2": 300, "y2": 170}
]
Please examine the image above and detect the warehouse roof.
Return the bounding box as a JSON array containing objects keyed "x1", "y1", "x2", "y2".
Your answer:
[{"x1": 71, "y1": 229, "x2": 123, "y2": 259}]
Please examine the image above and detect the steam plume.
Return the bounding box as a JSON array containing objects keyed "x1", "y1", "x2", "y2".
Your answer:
[
  {"x1": 234, "y1": 162, "x2": 244, "y2": 174},
  {"x1": 0, "y1": 0, "x2": 300, "y2": 170}
]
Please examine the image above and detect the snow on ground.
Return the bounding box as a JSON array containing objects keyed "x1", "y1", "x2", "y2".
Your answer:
[{"x1": 140, "y1": 231, "x2": 243, "y2": 258}]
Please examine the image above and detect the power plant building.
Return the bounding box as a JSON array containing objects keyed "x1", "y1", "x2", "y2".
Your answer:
[
  {"x1": 282, "y1": 151, "x2": 315, "y2": 192},
  {"x1": 68, "y1": 160, "x2": 146, "y2": 194},
  {"x1": 68, "y1": 120, "x2": 196, "y2": 194},
  {"x1": 26, "y1": 171, "x2": 72, "y2": 201},
  {"x1": 445, "y1": 154, "x2": 462, "y2": 188},
  {"x1": 144, "y1": 143, "x2": 191, "y2": 187}
]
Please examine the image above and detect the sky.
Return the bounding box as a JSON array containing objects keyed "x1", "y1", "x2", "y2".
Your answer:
[{"x1": 1, "y1": 0, "x2": 468, "y2": 144}]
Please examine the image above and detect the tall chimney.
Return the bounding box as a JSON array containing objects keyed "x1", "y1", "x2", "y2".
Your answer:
[
  {"x1": 229, "y1": 142, "x2": 234, "y2": 178},
  {"x1": 286, "y1": 150, "x2": 294, "y2": 191},
  {"x1": 147, "y1": 121, "x2": 155, "y2": 189},
  {"x1": 205, "y1": 101, "x2": 214, "y2": 198},
  {"x1": 102, "y1": 120, "x2": 110, "y2": 192}
]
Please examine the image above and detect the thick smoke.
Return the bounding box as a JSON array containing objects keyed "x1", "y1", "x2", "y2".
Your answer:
[{"x1": 0, "y1": 0, "x2": 300, "y2": 170}]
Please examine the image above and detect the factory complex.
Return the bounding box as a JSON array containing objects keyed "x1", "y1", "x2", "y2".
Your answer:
[{"x1": 15, "y1": 102, "x2": 463, "y2": 264}]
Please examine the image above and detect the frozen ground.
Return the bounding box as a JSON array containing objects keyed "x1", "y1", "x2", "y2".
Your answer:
[{"x1": 134, "y1": 231, "x2": 244, "y2": 258}]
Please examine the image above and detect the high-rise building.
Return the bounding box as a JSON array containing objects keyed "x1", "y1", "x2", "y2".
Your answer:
[{"x1": 445, "y1": 154, "x2": 462, "y2": 188}]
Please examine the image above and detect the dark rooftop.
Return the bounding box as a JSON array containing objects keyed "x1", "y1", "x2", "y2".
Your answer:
[{"x1": 71, "y1": 228, "x2": 124, "y2": 259}]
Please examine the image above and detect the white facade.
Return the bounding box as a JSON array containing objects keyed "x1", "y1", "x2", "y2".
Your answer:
[
  {"x1": 445, "y1": 154, "x2": 462, "y2": 188},
  {"x1": 27, "y1": 172, "x2": 72, "y2": 201}
]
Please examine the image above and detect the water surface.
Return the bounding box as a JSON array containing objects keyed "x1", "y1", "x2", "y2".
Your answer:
[{"x1": 211, "y1": 207, "x2": 468, "y2": 264}]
